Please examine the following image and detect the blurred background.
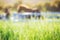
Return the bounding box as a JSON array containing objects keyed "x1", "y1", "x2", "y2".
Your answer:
[{"x1": 0, "y1": 0, "x2": 60, "y2": 12}]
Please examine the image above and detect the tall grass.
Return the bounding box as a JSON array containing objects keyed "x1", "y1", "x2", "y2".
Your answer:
[{"x1": 0, "y1": 19, "x2": 60, "y2": 40}]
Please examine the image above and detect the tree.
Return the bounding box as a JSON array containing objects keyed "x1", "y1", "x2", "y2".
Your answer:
[{"x1": 54, "y1": 0, "x2": 60, "y2": 11}]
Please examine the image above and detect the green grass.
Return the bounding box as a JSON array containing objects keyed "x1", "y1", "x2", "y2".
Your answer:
[{"x1": 0, "y1": 19, "x2": 60, "y2": 40}]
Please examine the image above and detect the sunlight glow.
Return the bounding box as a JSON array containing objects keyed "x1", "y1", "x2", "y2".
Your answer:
[{"x1": 5, "y1": 0, "x2": 17, "y2": 4}]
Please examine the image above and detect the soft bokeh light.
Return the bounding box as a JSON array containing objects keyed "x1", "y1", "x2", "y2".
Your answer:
[{"x1": 0, "y1": 0, "x2": 56, "y2": 6}]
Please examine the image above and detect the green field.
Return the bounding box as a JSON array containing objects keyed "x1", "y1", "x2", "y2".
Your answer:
[{"x1": 0, "y1": 19, "x2": 60, "y2": 40}]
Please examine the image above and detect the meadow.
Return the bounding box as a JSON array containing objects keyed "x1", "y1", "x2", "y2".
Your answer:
[{"x1": 0, "y1": 19, "x2": 60, "y2": 40}]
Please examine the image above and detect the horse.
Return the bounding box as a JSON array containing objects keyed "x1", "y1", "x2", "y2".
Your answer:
[
  {"x1": 17, "y1": 6, "x2": 41, "y2": 19},
  {"x1": 4, "y1": 8, "x2": 10, "y2": 19}
]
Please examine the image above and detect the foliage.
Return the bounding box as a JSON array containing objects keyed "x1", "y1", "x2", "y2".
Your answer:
[{"x1": 0, "y1": 19, "x2": 60, "y2": 40}]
